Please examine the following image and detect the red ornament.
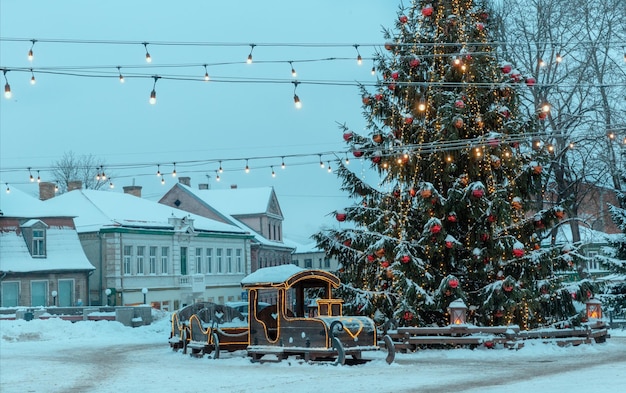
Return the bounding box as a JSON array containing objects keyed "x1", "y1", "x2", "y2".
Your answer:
[
  {"x1": 472, "y1": 188, "x2": 484, "y2": 198},
  {"x1": 372, "y1": 134, "x2": 383, "y2": 144},
  {"x1": 447, "y1": 213, "x2": 457, "y2": 223},
  {"x1": 352, "y1": 150, "x2": 364, "y2": 158},
  {"x1": 409, "y1": 58, "x2": 421, "y2": 68},
  {"x1": 501, "y1": 64, "x2": 512, "y2": 74},
  {"x1": 381, "y1": 261, "x2": 390, "y2": 268},
  {"x1": 384, "y1": 42, "x2": 394, "y2": 51},
  {"x1": 454, "y1": 100, "x2": 465, "y2": 109},
  {"x1": 388, "y1": 83, "x2": 396, "y2": 91},
  {"x1": 403, "y1": 311, "x2": 413, "y2": 321},
  {"x1": 449, "y1": 278, "x2": 459, "y2": 288},
  {"x1": 399, "y1": 15, "x2": 408, "y2": 24},
  {"x1": 367, "y1": 254, "x2": 375, "y2": 262},
  {"x1": 538, "y1": 111, "x2": 548, "y2": 120},
  {"x1": 484, "y1": 341, "x2": 494, "y2": 349},
  {"x1": 391, "y1": 72, "x2": 399, "y2": 80},
  {"x1": 488, "y1": 214, "x2": 496, "y2": 223},
  {"x1": 480, "y1": 233, "x2": 489, "y2": 242},
  {"x1": 343, "y1": 239, "x2": 352, "y2": 247},
  {"x1": 342, "y1": 132, "x2": 353, "y2": 141},
  {"x1": 525, "y1": 77, "x2": 536, "y2": 86},
  {"x1": 422, "y1": 4, "x2": 434, "y2": 17},
  {"x1": 476, "y1": 22, "x2": 484, "y2": 31},
  {"x1": 372, "y1": 155, "x2": 382, "y2": 164},
  {"x1": 375, "y1": 93, "x2": 383, "y2": 101},
  {"x1": 335, "y1": 212, "x2": 347, "y2": 222},
  {"x1": 401, "y1": 255, "x2": 411, "y2": 264},
  {"x1": 513, "y1": 248, "x2": 524, "y2": 258},
  {"x1": 393, "y1": 189, "x2": 401, "y2": 198},
  {"x1": 405, "y1": 116, "x2": 414, "y2": 125},
  {"x1": 445, "y1": 241, "x2": 453, "y2": 249},
  {"x1": 503, "y1": 284, "x2": 513, "y2": 292},
  {"x1": 495, "y1": 310, "x2": 504, "y2": 318},
  {"x1": 430, "y1": 224, "x2": 442, "y2": 234}
]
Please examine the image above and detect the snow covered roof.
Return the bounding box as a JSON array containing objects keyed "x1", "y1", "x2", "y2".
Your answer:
[
  {"x1": 44, "y1": 189, "x2": 247, "y2": 235},
  {"x1": 541, "y1": 224, "x2": 610, "y2": 245},
  {"x1": 0, "y1": 184, "x2": 72, "y2": 218},
  {"x1": 0, "y1": 228, "x2": 94, "y2": 272},
  {"x1": 180, "y1": 185, "x2": 277, "y2": 216},
  {"x1": 240, "y1": 264, "x2": 340, "y2": 288},
  {"x1": 283, "y1": 238, "x2": 323, "y2": 254}
]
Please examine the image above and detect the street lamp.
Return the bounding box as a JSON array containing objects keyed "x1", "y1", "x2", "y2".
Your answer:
[
  {"x1": 51, "y1": 290, "x2": 57, "y2": 306},
  {"x1": 105, "y1": 288, "x2": 112, "y2": 306},
  {"x1": 142, "y1": 288, "x2": 148, "y2": 305},
  {"x1": 447, "y1": 299, "x2": 467, "y2": 325}
]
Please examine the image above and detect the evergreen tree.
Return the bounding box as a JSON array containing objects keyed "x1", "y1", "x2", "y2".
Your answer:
[
  {"x1": 598, "y1": 192, "x2": 626, "y2": 316},
  {"x1": 314, "y1": 0, "x2": 582, "y2": 329}
]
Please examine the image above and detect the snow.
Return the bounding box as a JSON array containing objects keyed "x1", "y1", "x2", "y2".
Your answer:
[
  {"x1": 1, "y1": 314, "x2": 625, "y2": 393},
  {"x1": 240, "y1": 264, "x2": 305, "y2": 285}
]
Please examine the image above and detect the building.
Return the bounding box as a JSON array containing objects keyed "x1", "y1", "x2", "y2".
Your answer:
[
  {"x1": 43, "y1": 184, "x2": 252, "y2": 310},
  {"x1": 284, "y1": 239, "x2": 339, "y2": 271},
  {"x1": 159, "y1": 179, "x2": 295, "y2": 303},
  {"x1": 0, "y1": 184, "x2": 94, "y2": 307}
]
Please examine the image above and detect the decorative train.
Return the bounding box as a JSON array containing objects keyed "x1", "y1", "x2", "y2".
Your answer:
[{"x1": 169, "y1": 264, "x2": 395, "y2": 365}]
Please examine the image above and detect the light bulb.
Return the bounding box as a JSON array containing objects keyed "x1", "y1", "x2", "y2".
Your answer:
[
  {"x1": 149, "y1": 89, "x2": 156, "y2": 104},
  {"x1": 204, "y1": 71, "x2": 210, "y2": 81},
  {"x1": 145, "y1": 52, "x2": 152, "y2": 63},
  {"x1": 30, "y1": 75, "x2": 36, "y2": 85},
  {"x1": 371, "y1": 66, "x2": 376, "y2": 75},
  {"x1": 247, "y1": 54, "x2": 253, "y2": 64},
  {"x1": 161, "y1": 176, "x2": 165, "y2": 185},
  {"x1": 219, "y1": 162, "x2": 223, "y2": 173},
  {"x1": 357, "y1": 54, "x2": 362, "y2": 65},
  {"x1": 28, "y1": 49, "x2": 33, "y2": 62},
  {"x1": 538, "y1": 58, "x2": 546, "y2": 67},
  {"x1": 294, "y1": 94, "x2": 302, "y2": 109},
  {"x1": 119, "y1": 74, "x2": 125, "y2": 83},
  {"x1": 541, "y1": 103, "x2": 550, "y2": 113},
  {"x1": 216, "y1": 173, "x2": 220, "y2": 181},
  {"x1": 271, "y1": 167, "x2": 276, "y2": 177},
  {"x1": 4, "y1": 83, "x2": 11, "y2": 99},
  {"x1": 245, "y1": 165, "x2": 250, "y2": 173},
  {"x1": 555, "y1": 53, "x2": 563, "y2": 63}
]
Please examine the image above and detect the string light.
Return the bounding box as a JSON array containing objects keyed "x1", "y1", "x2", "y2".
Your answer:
[
  {"x1": 417, "y1": 98, "x2": 427, "y2": 112},
  {"x1": 29, "y1": 69, "x2": 36, "y2": 85},
  {"x1": 37, "y1": 170, "x2": 41, "y2": 183},
  {"x1": 203, "y1": 64, "x2": 210, "y2": 81},
  {"x1": 160, "y1": 175, "x2": 165, "y2": 185},
  {"x1": 149, "y1": 75, "x2": 160, "y2": 104},
  {"x1": 218, "y1": 161, "x2": 223, "y2": 173},
  {"x1": 117, "y1": 66, "x2": 124, "y2": 83},
  {"x1": 319, "y1": 155, "x2": 324, "y2": 168},
  {"x1": 54, "y1": 182, "x2": 59, "y2": 192},
  {"x1": 292, "y1": 80, "x2": 302, "y2": 109},
  {"x1": 281, "y1": 157, "x2": 285, "y2": 169},
  {"x1": 271, "y1": 166, "x2": 276, "y2": 177},
  {"x1": 172, "y1": 162, "x2": 177, "y2": 177},
  {"x1": 29, "y1": 167, "x2": 34, "y2": 182},
  {"x1": 289, "y1": 61, "x2": 297, "y2": 78},
  {"x1": 3, "y1": 70, "x2": 11, "y2": 99},
  {"x1": 247, "y1": 44, "x2": 255, "y2": 64},
  {"x1": 215, "y1": 170, "x2": 220, "y2": 182},
  {"x1": 541, "y1": 102, "x2": 551, "y2": 113},
  {"x1": 143, "y1": 42, "x2": 152, "y2": 63},
  {"x1": 327, "y1": 161, "x2": 332, "y2": 173},
  {"x1": 354, "y1": 44, "x2": 362, "y2": 65},
  {"x1": 555, "y1": 52, "x2": 563, "y2": 63},
  {"x1": 109, "y1": 179, "x2": 115, "y2": 188},
  {"x1": 27, "y1": 39, "x2": 36, "y2": 61},
  {"x1": 245, "y1": 159, "x2": 250, "y2": 173},
  {"x1": 371, "y1": 60, "x2": 376, "y2": 75},
  {"x1": 5, "y1": 183, "x2": 9, "y2": 193},
  {"x1": 538, "y1": 58, "x2": 546, "y2": 67},
  {"x1": 156, "y1": 164, "x2": 161, "y2": 176},
  {"x1": 345, "y1": 154, "x2": 350, "y2": 165}
]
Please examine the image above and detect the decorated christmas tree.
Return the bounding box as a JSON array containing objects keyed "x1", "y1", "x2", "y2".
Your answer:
[{"x1": 314, "y1": 0, "x2": 582, "y2": 329}]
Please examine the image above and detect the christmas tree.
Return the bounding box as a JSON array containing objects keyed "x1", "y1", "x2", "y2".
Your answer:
[
  {"x1": 314, "y1": 0, "x2": 582, "y2": 329},
  {"x1": 597, "y1": 192, "x2": 626, "y2": 316}
]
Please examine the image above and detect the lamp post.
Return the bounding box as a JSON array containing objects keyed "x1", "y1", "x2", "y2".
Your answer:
[
  {"x1": 105, "y1": 288, "x2": 112, "y2": 306},
  {"x1": 142, "y1": 288, "x2": 148, "y2": 305},
  {"x1": 51, "y1": 290, "x2": 57, "y2": 306}
]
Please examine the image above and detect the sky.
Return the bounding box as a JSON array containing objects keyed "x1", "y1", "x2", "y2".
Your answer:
[
  {"x1": 0, "y1": 0, "x2": 400, "y2": 243},
  {"x1": 1, "y1": 313, "x2": 625, "y2": 393}
]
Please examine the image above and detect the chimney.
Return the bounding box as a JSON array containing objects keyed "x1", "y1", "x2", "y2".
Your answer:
[
  {"x1": 230, "y1": 184, "x2": 237, "y2": 189},
  {"x1": 198, "y1": 184, "x2": 209, "y2": 190},
  {"x1": 123, "y1": 185, "x2": 142, "y2": 198},
  {"x1": 178, "y1": 177, "x2": 191, "y2": 187},
  {"x1": 67, "y1": 180, "x2": 82, "y2": 192},
  {"x1": 39, "y1": 182, "x2": 56, "y2": 201}
]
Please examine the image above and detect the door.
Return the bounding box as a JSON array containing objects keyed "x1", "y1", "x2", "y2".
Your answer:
[
  {"x1": 1, "y1": 282, "x2": 19, "y2": 307},
  {"x1": 58, "y1": 279, "x2": 74, "y2": 307},
  {"x1": 31, "y1": 281, "x2": 47, "y2": 307}
]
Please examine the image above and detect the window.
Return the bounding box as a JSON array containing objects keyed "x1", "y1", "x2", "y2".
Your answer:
[
  {"x1": 58, "y1": 279, "x2": 74, "y2": 307},
  {"x1": 136, "y1": 246, "x2": 145, "y2": 275},
  {"x1": 123, "y1": 245, "x2": 132, "y2": 275},
  {"x1": 149, "y1": 246, "x2": 157, "y2": 274},
  {"x1": 304, "y1": 258, "x2": 312, "y2": 268},
  {"x1": 236, "y1": 249, "x2": 243, "y2": 273},
  {"x1": 180, "y1": 247, "x2": 188, "y2": 275},
  {"x1": 31, "y1": 281, "x2": 47, "y2": 307},
  {"x1": 292, "y1": 259, "x2": 299, "y2": 266},
  {"x1": 324, "y1": 258, "x2": 330, "y2": 268},
  {"x1": 226, "y1": 249, "x2": 233, "y2": 273},
  {"x1": 161, "y1": 247, "x2": 169, "y2": 274},
  {"x1": 216, "y1": 248, "x2": 223, "y2": 273},
  {"x1": 206, "y1": 248, "x2": 213, "y2": 274},
  {"x1": 1, "y1": 282, "x2": 19, "y2": 307},
  {"x1": 32, "y1": 229, "x2": 45, "y2": 257},
  {"x1": 195, "y1": 248, "x2": 203, "y2": 274},
  {"x1": 319, "y1": 258, "x2": 323, "y2": 269}
]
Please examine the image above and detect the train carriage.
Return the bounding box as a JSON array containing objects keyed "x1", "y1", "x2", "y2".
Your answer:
[{"x1": 170, "y1": 265, "x2": 395, "y2": 364}]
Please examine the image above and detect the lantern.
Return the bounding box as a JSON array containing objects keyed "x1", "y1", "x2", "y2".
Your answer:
[
  {"x1": 586, "y1": 298, "x2": 602, "y2": 320},
  {"x1": 447, "y1": 299, "x2": 467, "y2": 325}
]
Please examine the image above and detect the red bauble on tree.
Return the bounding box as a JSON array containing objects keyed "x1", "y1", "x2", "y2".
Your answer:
[
  {"x1": 343, "y1": 131, "x2": 353, "y2": 141},
  {"x1": 399, "y1": 15, "x2": 408, "y2": 24},
  {"x1": 381, "y1": 260, "x2": 390, "y2": 268},
  {"x1": 447, "y1": 213, "x2": 457, "y2": 223},
  {"x1": 471, "y1": 188, "x2": 484, "y2": 198},
  {"x1": 525, "y1": 76, "x2": 536, "y2": 86},
  {"x1": 367, "y1": 254, "x2": 375, "y2": 262},
  {"x1": 513, "y1": 247, "x2": 525, "y2": 258},
  {"x1": 501, "y1": 63, "x2": 512, "y2": 74},
  {"x1": 430, "y1": 224, "x2": 442, "y2": 234},
  {"x1": 335, "y1": 212, "x2": 347, "y2": 222},
  {"x1": 401, "y1": 255, "x2": 411, "y2": 264},
  {"x1": 409, "y1": 58, "x2": 420, "y2": 68},
  {"x1": 352, "y1": 150, "x2": 364, "y2": 158},
  {"x1": 422, "y1": 4, "x2": 434, "y2": 17},
  {"x1": 449, "y1": 278, "x2": 459, "y2": 288}
]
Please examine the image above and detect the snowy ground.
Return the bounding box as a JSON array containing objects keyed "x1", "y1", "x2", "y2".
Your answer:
[{"x1": 1, "y1": 312, "x2": 625, "y2": 393}]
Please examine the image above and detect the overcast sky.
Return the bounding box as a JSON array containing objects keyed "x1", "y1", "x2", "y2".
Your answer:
[{"x1": 0, "y1": 1, "x2": 398, "y2": 243}]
